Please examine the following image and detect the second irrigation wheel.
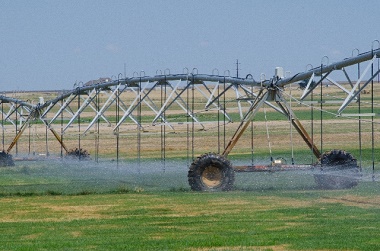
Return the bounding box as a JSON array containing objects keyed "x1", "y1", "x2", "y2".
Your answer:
[
  {"x1": 314, "y1": 149, "x2": 360, "y2": 189},
  {"x1": 188, "y1": 153, "x2": 235, "y2": 191},
  {"x1": 0, "y1": 151, "x2": 15, "y2": 167},
  {"x1": 66, "y1": 148, "x2": 91, "y2": 160}
]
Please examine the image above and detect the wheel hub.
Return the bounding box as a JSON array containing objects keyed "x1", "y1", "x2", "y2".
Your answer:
[{"x1": 201, "y1": 165, "x2": 223, "y2": 188}]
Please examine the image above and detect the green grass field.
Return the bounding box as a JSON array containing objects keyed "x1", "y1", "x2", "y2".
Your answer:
[
  {"x1": 1, "y1": 85, "x2": 379, "y2": 250},
  {"x1": 0, "y1": 160, "x2": 379, "y2": 250}
]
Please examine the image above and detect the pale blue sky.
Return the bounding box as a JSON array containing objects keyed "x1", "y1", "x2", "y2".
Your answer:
[{"x1": 1, "y1": 0, "x2": 379, "y2": 91}]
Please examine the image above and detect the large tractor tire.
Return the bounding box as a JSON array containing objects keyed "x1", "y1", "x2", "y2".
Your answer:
[
  {"x1": 0, "y1": 151, "x2": 15, "y2": 167},
  {"x1": 66, "y1": 148, "x2": 91, "y2": 160},
  {"x1": 314, "y1": 149, "x2": 360, "y2": 189},
  {"x1": 188, "y1": 153, "x2": 235, "y2": 191}
]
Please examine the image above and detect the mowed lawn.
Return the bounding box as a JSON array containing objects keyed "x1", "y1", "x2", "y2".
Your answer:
[{"x1": 0, "y1": 177, "x2": 379, "y2": 250}]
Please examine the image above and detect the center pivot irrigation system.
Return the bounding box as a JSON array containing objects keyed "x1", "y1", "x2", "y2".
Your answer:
[{"x1": 1, "y1": 43, "x2": 380, "y2": 191}]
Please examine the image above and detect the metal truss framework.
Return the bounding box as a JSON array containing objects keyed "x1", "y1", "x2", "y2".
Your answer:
[{"x1": 1, "y1": 47, "x2": 380, "y2": 159}]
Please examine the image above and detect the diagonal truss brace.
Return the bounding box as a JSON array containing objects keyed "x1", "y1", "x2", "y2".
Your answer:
[
  {"x1": 275, "y1": 90, "x2": 321, "y2": 158},
  {"x1": 152, "y1": 80, "x2": 204, "y2": 129},
  {"x1": 62, "y1": 89, "x2": 98, "y2": 132},
  {"x1": 83, "y1": 83, "x2": 141, "y2": 134},
  {"x1": 222, "y1": 88, "x2": 269, "y2": 157},
  {"x1": 300, "y1": 72, "x2": 332, "y2": 100},
  {"x1": 1, "y1": 103, "x2": 30, "y2": 127},
  {"x1": 112, "y1": 81, "x2": 150, "y2": 131},
  {"x1": 114, "y1": 81, "x2": 174, "y2": 131},
  {"x1": 338, "y1": 55, "x2": 380, "y2": 113},
  {"x1": 195, "y1": 82, "x2": 232, "y2": 122},
  {"x1": 45, "y1": 93, "x2": 77, "y2": 126},
  {"x1": 222, "y1": 86, "x2": 322, "y2": 159}
]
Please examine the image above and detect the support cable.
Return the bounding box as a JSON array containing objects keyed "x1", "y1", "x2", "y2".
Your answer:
[
  {"x1": 289, "y1": 83, "x2": 294, "y2": 165},
  {"x1": 356, "y1": 51, "x2": 362, "y2": 172},
  {"x1": 376, "y1": 50, "x2": 380, "y2": 180},
  {"x1": 33, "y1": 125, "x2": 36, "y2": 155},
  {"x1": 61, "y1": 97, "x2": 64, "y2": 158},
  {"x1": 28, "y1": 120, "x2": 31, "y2": 155},
  {"x1": 45, "y1": 122, "x2": 48, "y2": 156},
  {"x1": 161, "y1": 76, "x2": 167, "y2": 172},
  {"x1": 371, "y1": 47, "x2": 376, "y2": 181},
  {"x1": 217, "y1": 82, "x2": 221, "y2": 154},
  {"x1": 192, "y1": 75, "x2": 195, "y2": 159},
  {"x1": 116, "y1": 79, "x2": 120, "y2": 167},
  {"x1": 311, "y1": 84, "x2": 314, "y2": 164},
  {"x1": 320, "y1": 63, "x2": 323, "y2": 157},
  {"x1": 77, "y1": 89, "x2": 81, "y2": 160},
  {"x1": 223, "y1": 77, "x2": 226, "y2": 150},
  {"x1": 15, "y1": 103, "x2": 18, "y2": 156},
  {"x1": 1, "y1": 102, "x2": 4, "y2": 150},
  {"x1": 250, "y1": 83, "x2": 255, "y2": 166},
  {"x1": 95, "y1": 88, "x2": 99, "y2": 163},
  {"x1": 137, "y1": 78, "x2": 141, "y2": 169},
  {"x1": 161, "y1": 79, "x2": 164, "y2": 167},
  {"x1": 186, "y1": 76, "x2": 190, "y2": 166},
  {"x1": 263, "y1": 104, "x2": 273, "y2": 162},
  {"x1": 251, "y1": 119, "x2": 254, "y2": 166}
]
